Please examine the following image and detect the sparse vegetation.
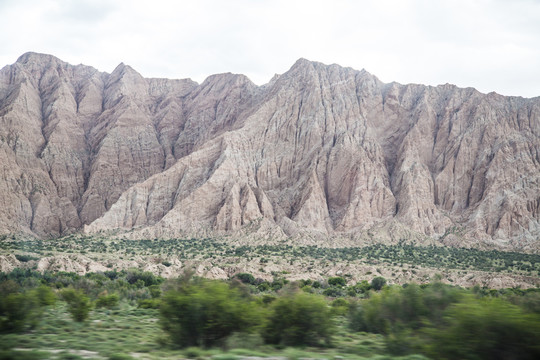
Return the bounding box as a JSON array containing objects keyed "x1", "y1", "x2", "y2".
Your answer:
[
  {"x1": 1, "y1": 233, "x2": 539, "y2": 358},
  {"x1": 2, "y1": 235, "x2": 538, "y2": 277},
  {"x1": 0, "y1": 267, "x2": 538, "y2": 359}
]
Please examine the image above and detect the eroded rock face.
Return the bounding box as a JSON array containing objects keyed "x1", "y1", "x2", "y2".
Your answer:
[{"x1": 1, "y1": 53, "x2": 539, "y2": 251}]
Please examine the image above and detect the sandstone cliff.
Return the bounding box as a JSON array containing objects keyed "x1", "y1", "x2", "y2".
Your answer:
[{"x1": 0, "y1": 53, "x2": 538, "y2": 251}]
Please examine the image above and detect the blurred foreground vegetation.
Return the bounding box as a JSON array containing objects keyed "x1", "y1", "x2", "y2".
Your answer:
[{"x1": 1, "y1": 268, "x2": 539, "y2": 359}]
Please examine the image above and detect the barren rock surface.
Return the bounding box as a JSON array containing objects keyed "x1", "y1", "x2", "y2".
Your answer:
[{"x1": 0, "y1": 53, "x2": 539, "y2": 251}]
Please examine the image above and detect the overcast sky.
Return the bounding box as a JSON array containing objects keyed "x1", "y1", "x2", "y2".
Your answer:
[{"x1": 1, "y1": 0, "x2": 539, "y2": 97}]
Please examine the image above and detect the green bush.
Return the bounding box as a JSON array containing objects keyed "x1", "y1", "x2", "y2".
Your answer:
[
  {"x1": 14, "y1": 254, "x2": 39, "y2": 263},
  {"x1": 61, "y1": 289, "x2": 92, "y2": 322},
  {"x1": 423, "y1": 296, "x2": 540, "y2": 359},
  {"x1": 159, "y1": 279, "x2": 262, "y2": 347},
  {"x1": 125, "y1": 269, "x2": 162, "y2": 287},
  {"x1": 95, "y1": 293, "x2": 119, "y2": 309},
  {"x1": 234, "y1": 273, "x2": 256, "y2": 285},
  {"x1": 349, "y1": 283, "x2": 463, "y2": 335},
  {"x1": 0, "y1": 292, "x2": 43, "y2": 333},
  {"x1": 137, "y1": 298, "x2": 161, "y2": 309},
  {"x1": 31, "y1": 285, "x2": 56, "y2": 307},
  {"x1": 263, "y1": 290, "x2": 334, "y2": 346},
  {"x1": 370, "y1": 277, "x2": 387, "y2": 291},
  {"x1": 331, "y1": 298, "x2": 349, "y2": 316},
  {"x1": 384, "y1": 329, "x2": 418, "y2": 356},
  {"x1": 149, "y1": 285, "x2": 161, "y2": 298},
  {"x1": 261, "y1": 295, "x2": 276, "y2": 305},
  {"x1": 332, "y1": 298, "x2": 348, "y2": 307},
  {"x1": 322, "y1": 287, "x2": 343, "y2": 297},
  {"x1": 257, "y1": 282, "x2": 270, "y2": 292},
  {"x1": 328, "y1": 277, "x2": 346, "y2": 287}
]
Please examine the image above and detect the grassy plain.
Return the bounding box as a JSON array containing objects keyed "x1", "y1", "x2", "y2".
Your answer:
[{"x1": 1, "y1": 301, "x2": 427, "y2": 360}]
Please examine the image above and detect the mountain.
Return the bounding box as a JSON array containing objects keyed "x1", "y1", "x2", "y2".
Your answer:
[{"x1": 0, "y1": 53, "x2": 538, "y2": 251}]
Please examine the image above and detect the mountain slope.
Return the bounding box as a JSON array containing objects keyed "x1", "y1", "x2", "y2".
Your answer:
[{"x1": 1, "y1": 53, "x2": 539, "y2": 251}]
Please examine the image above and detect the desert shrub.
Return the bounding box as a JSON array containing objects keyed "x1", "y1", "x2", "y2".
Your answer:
[
  {"x1": 370, "y1": 277, "x2": 387, "y2": 291},
  {"x1": 421, "y1": 281, "x2": 463, "y2": 325},
  {"x1": 234, "y1": 273, "x2": 256, "y2": 285},
  {"x1": 125, "y1": 269, "x2": 162, "y2": 287},
  {"x1": 331, "y1": 298, "x2": 349, "y2": 316},
  {"x1": 0, "y1": 280, "x2": 19, "y2": 295},
  {"x1": 349, "y1": 289, "x2": 389, "y2": 334},
  {"x1": 257, "y1": 282, "x2": 270, "y2": 292},
  {"x1": 103, "y1": 270, "x2": 120, "y2": 280},
  {"x1": 328, "y1": 277, "x2": 346, "y2": 287},
  {"x1": 422, "y1": 296, "x2": 540, "y2": 360},
  {"x1": 31, "y1": 285, "x2": 56, "y2": 307},
  {"x1": 148, "y1": 285, "x2": 161, "y2": 298},
  {"x1": 352, "y1": 280, "x2": 371, "y2": 294},
  {"x1": 271, "y1": 278, "x2": 288, "y2": 291},
  {"x1": 332, "y1": 298, "x2": 348, "y2": 307},
  {"x1": 263, "y1": 291, "x2": 334, "y2": 346},
  {"x1": 322, "y1": 287, "x2": 343, "y2": 297},
  {"x1": 349, "y1": 283, "x2": 462, "y2": 334},
  {"x1": 137, "y1": 298, "x2": 161, "y2": 309},
  {"x1": 61, "y1": 288, "x2": 92, "y2": 322},
  {"x1": 261, "y1": 294, "x2": 276, "y2": 305},
  {"x1": 0, "y1": 292, "x2": 43, "y2": 333},
  {"x1": 508, "y1": 290, "x2": 540, "y2": 314},
  {"x1": 385, "y1": 329, "x2": 419, "y2": 356},
  {"x1": 95, "y1": 293, "x2": 119, "y2": 309},
  {"x1": 14, "y1": 254, "x2": 39, "y2": 263},
  {"x1": 160, "y1": 279, "x2": 262, "y2": 347}
]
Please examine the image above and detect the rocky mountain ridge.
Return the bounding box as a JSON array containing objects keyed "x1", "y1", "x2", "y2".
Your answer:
[{"x1": 1, "y1": 53, "x2": 539, "y2": 252}]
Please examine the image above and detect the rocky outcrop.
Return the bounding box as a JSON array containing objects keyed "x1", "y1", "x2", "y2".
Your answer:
[
  {"x1": 0, "y1": 53, "x2": 539, "y2": 251},
  {"x1": 37, "y1": 254, "x2": 108, "y2": 274},
  {"x1": 0, "y1": 254, "x2": 20, "y2": 273}
]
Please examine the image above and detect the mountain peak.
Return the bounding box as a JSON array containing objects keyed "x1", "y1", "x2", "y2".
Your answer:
[
  {"x1": 16, "y1": 52, "x2": 64, "y2": 66},
  {"x1": 290, "y1": 57, "x2": 322, "y2": 71},
  {"x1": 111, "y1": 62, "x2": 139, "y2": 75}
]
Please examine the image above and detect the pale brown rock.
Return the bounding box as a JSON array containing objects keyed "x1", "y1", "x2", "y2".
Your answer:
[
  {"x1": 0, "y1": 254, "x2": 20, "y2": 273},
  {"x1": 0, "y1": 53, "x2": 538, "y2": 252},
  {"x1": 37, "y1": 254, "x2": 107, "y2": 274}
]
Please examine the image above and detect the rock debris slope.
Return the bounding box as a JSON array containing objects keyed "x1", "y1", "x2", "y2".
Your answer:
[{"x1": 0, "y1": 53, "x2": 538, "y2": 251}]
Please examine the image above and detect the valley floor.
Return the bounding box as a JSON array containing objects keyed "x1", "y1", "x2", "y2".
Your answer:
[{"x1": 1, "y1": 235, "x2": 539, "y2": 289}]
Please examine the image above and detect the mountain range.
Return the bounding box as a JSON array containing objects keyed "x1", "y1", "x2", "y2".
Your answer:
[{"x1": 0, "y1": 52, "x2": 538, "y2": 252}]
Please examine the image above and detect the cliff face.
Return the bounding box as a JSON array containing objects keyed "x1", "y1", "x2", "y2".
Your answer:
[{"x1": 1, "y1": 53, "x2": 539, "y2": 251}]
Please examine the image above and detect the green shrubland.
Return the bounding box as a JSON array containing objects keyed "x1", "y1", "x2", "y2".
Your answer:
[
  {"x1": 0, "y1": 267, "x2": 539, "y2": 359},
  {"x1": 159, "y1": 278, "x2": 263, "y2": 347}
]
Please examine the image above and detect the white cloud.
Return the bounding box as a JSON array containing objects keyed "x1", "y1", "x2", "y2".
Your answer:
[{"x1": 0, "y1": 0, "x2": 539, "y2": 97}]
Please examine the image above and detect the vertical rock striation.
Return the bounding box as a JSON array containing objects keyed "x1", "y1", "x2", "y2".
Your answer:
[{"x1": 0, "y1": 53, "x2": 538, "y2": 251}]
